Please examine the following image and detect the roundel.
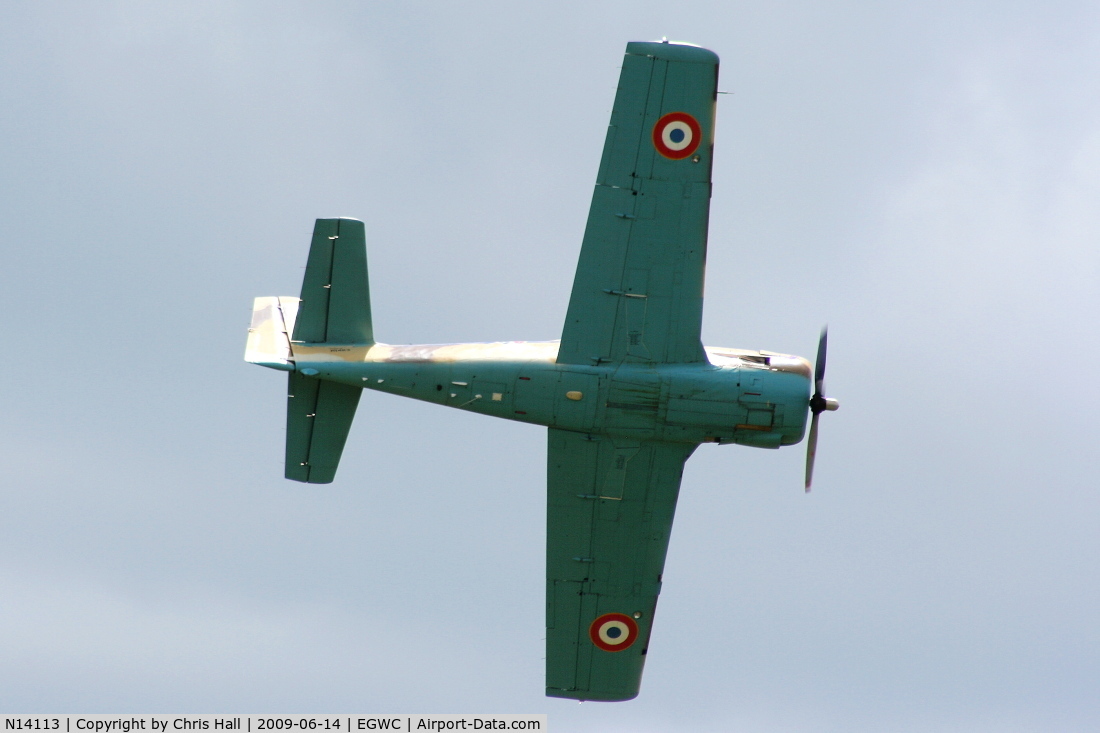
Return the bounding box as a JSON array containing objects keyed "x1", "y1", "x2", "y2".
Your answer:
[
  {"x1": 652, "y1": 112, "x2": 702, "y2": 159},
  {"x1": 589, "y1": 613, "x2": 640, "y2": 652}
]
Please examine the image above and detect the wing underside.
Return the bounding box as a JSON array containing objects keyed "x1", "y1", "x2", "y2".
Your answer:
[
  {"x1": 557, "y1": 42, "x2": 719, "y2": 367},
  {"x1": 545, "y1": 427, "x2": 695, "y2": 701}
]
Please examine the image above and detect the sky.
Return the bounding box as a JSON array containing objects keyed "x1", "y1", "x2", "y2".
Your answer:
[{"x1": 2, "y1": 1, "x2": 1099, "y2": 730}]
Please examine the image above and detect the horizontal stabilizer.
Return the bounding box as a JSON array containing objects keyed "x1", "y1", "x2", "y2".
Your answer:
[
  {"x1": 294, "y1": 218, "x2": 374, "y2": 346},
  {"x1": 285, "y1": 371, "x2": 362, "y2": 483}
]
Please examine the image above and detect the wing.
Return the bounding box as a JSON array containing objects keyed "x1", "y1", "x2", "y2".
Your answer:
[
  {"x1": 545, "y1": 428, "x2": 696, "y2": 701},
  {"x1": 558, "y1": 42, "x2": 719, "y2": 367}
]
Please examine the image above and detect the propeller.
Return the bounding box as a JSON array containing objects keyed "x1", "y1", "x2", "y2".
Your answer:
[{"x1": 805, "y1": 327, "x2": 839, "y2": 491}]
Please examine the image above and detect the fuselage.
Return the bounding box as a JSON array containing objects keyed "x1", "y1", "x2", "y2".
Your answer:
[{"x1": 289, "y1": 340, "x2": 812, "y2": 448}]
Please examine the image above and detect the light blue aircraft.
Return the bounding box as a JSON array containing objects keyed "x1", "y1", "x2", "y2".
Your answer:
[{"x1": 245, "y1": 40, "x2": 838, "y2": 701}]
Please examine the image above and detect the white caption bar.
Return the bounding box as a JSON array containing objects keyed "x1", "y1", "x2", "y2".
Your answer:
[{"x1": 2, "y1": 717, "x2": 546, "y2": 733}]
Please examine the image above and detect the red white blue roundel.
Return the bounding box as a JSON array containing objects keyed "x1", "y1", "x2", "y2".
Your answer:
[
  {"x1": 652, "y1": 112, "x2": 702, "y2": 159},
  {"x1": 589, "y1": 613, "x2": 640, "y2": 652}
]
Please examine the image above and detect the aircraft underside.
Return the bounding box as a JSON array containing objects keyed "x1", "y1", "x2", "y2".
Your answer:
[{"x1": 244, "y1": 40, "x2": 838, "y2": 702}]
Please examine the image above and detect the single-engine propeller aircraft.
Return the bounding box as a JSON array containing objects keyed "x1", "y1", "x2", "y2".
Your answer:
[{"x1": 245, "y1": 40, "x2": 838, "y2": 701}]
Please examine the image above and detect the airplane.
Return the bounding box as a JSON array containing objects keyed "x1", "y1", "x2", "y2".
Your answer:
[{"x1": 244, "y1": 40, "x2": 838, "y2": 702}]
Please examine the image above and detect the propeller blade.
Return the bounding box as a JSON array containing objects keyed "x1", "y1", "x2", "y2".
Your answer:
[
  {"x1": 806, "y1": 326, "x2": 832, "y2": 491},
  {"x1": 814, "y1": 327, "x2": 828, "y2": 395},
  {"x1": 804, "y1": 411, "x2": 820, "y2": 491}
]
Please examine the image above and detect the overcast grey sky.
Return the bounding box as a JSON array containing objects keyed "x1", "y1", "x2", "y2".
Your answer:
[{"x1": 2, "y1": 1, "x2": 1099, "y2": 730}]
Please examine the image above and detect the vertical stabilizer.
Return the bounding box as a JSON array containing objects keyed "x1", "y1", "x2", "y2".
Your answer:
[{"x1": 245, "y1": 296, "x2": 299, "y2": 371}]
